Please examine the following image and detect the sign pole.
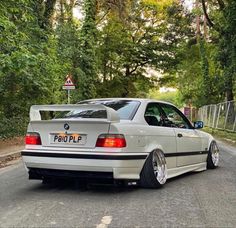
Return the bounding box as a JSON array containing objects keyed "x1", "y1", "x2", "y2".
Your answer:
[{"x1": 68, "y1": 90, "x2": 70, "y2": 104}]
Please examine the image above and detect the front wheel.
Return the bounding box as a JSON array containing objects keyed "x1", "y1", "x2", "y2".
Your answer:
[
  {"x1": 207, "y1": 141, "x2": 219, "y2": 169},
  {"x1": 140, "y1": 150, "x2": 167, "y2": 188}
]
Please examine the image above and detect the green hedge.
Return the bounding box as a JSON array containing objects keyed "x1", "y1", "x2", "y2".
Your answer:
[{"x1": 0, "y1": 117, "x2": 28, "y2": 139}]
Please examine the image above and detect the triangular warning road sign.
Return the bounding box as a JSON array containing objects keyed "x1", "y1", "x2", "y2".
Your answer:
[
  {"x1": 63, "y1": 75, "x2": 75, "y2": 90},
  {"x1": 64, "y1": 75, "x2": 75, "y2": 86}
]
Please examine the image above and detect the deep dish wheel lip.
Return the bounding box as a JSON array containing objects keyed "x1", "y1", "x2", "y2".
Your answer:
[
  {"x1": 210, "y1": 141, "x2": 219, "y2": 167},
  {"x1": 152, "y1": 150, "x2": 167, "y2": 185},
  {"x1": 140, "y1": 149, "x2": 167, "y2": 188}
]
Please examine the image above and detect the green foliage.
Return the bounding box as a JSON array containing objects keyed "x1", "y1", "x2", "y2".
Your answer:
[
  {"x1": 0, "y1": 0, "x2": 69, "y2": 137},
  {"x1": 96, "y1": 0, "x2": 189, "y2": 98},
  {"x1": 199, "y1": 0, "x2": 236, "y2": 102},
  {"x1": 76, "y1": 0, "x2": 97, "y2": 100},
  {"x1": 160, "y1": 0, "x2": 235, "y2": 107},
  {"x1": 149, "y1": 89, "x2": 183, "y2": 107},
  {"x1": 199, "y1": 38, "x2": 210, "y2": 99},
  {"x1": 1, "y1": 0, "x2": 235, "y2": 139},
  {"x1": 202, "y1": 127, "x2": 236, "y2": 144},
  {"x1": 217, "y1": 0, "x2": 236, "y2": 101},
  {"x1": 0, "y1": 116, "x2": 28, "y2": 139},
  {"x1": 176, "y1": 41, "x2": 224, "y2": 107}
]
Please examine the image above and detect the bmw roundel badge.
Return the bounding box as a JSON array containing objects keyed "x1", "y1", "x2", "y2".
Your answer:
[{"x1": 64, "y1": 123, "x2": 70, "y2": 130}]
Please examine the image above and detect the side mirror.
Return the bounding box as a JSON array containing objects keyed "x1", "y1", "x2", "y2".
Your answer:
[{"x1": 194, "y1": 121, "x2": 204, "y2": 129}]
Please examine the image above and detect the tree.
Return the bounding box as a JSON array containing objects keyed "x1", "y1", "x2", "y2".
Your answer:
[
  {"x1": 76, "y1": 0, "x2": 98, "y2": 100},
  {"x1": 200, "y1": 0, "x2": 236, "y2": 102},
  {"x1": 0, "y1": 0, "x2": 63, "y2": 138},
  {"x1": 96, "y1": 0, "x2": 190, "y2": 98},
  {"x1": 171, "y1": 0, "x2": 234, "y2": 107}
]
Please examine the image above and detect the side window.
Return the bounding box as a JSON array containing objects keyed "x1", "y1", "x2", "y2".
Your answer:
[
  {"x1": 144, "y1": 103, "x2": 162, "y2": 126},
  {"x1": 159, "y1": 104, "x2": 192, "y2": 129}
]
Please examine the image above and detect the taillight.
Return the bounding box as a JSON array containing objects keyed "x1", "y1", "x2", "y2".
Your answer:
[
  {"x1": 96, "y1": 134, "x2": 126, "y2": 148},
  {"x1": 25, "y1": 132, "x2": 41, "y2": 145}
]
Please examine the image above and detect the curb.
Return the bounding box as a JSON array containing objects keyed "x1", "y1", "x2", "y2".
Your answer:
[{"x1": 0, "y1": 151, "x2": 22, "y2": 164}]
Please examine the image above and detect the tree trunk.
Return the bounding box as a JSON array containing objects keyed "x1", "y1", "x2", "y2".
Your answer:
[
  {"x1": 121, "y1": 65, "x2": 131, "y2": 97},
  {"x1": 43, "y1": 0, "x2": 57, "y2": 29},
  {"x1": 59, "y1": 0, "x2": 65, "y2": 24},
  {"x1": 226, "y1": 87, "x2": 234, "y2": 102},
  {"x1": 68, "y1": 0, "x2": 75, "y2": 22}
]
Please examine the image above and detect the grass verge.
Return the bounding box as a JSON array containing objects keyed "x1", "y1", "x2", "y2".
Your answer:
[{"x1": 202, "y1": 127, "x2": 236, "y2": 146}]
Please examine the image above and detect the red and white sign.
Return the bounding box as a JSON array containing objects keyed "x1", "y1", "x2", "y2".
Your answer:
[{"x1": 62, "y1": 75, "x2": 75, "y2": 90}]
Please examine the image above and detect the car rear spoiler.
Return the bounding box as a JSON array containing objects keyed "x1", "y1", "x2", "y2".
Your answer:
[{"x1": 30, "y1": 104, "x2": 120, "y2": 122}]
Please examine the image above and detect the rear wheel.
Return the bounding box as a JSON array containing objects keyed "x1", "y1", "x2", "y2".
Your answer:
[
  {"x1": 140, "y1": 150, "x2": 167, "y2": 188},
  {"x1": 207, "y1": 141, "x2": 219, "y2": 169}
]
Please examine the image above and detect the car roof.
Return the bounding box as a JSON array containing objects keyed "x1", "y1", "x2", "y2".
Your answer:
[{"x1": 81, "y1": 98, "x2": 174, "y2": 106}]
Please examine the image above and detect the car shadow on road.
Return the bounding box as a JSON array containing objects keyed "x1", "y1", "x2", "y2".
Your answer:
[
  {"x1": 25, "y1": 168, "x2": 221, "y2": 194},
  {"x1": 27, "y1": 178, "x2": 140, "y2": 194}
]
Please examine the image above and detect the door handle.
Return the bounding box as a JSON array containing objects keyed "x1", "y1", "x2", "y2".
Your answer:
[{"x1": 177, "y1": 133, "x2": 183, "y2": 138}]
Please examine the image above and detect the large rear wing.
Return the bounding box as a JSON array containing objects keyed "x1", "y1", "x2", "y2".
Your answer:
[{"x1": 30, "y1": 104, "x2": 120, "y2": 122}]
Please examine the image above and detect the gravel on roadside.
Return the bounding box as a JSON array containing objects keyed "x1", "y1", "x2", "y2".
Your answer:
[{"x1": 0, "y1": 137, "x2": 24, "y2": 168}]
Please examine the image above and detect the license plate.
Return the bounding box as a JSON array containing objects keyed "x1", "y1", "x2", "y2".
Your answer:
[{"x1": 50, "y1": 133, "x2": 87, "y2": 145}]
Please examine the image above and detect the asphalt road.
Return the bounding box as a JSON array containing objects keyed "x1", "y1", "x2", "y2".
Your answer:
[{"x1": 0, "y1": 141, "x2": 236, "y2": 227}]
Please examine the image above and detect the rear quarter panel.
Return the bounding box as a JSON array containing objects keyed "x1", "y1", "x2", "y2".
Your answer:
[{"x1": 109, "y1": 122, "x2": 177, "y2": 169}]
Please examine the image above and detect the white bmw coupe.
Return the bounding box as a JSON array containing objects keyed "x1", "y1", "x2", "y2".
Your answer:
[{"x1": 21, "y1": 98, "x2": 219, "y2": 188}]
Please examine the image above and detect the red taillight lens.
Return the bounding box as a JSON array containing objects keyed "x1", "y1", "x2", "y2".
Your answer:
[
  {"x1": 96, "y1": 134, "x2": 126, "y2": 148},
  {"x1": 25, "y1": 133, "x2": 41, "y2": 145}
]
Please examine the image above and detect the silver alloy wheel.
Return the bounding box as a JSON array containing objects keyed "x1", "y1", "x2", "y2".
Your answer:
[
  {"x1": 211, "y1": 142, "x2": 219, "y2": 166},
  {"x1": 152, "y1": 151, "x2": 167, "y2": 185}
]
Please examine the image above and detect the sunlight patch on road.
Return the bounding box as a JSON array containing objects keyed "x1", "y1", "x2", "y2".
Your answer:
[{"x1": 96, "y1": 215, "x2": 112, "y2": 228}]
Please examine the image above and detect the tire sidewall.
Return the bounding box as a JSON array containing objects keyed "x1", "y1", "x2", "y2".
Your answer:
[
  {"x1": 207, "y1": 141, "x2": 219, "y2": 169},
  {"x1": 140, "y1": 150, "x2": 167, "y2": 188}
]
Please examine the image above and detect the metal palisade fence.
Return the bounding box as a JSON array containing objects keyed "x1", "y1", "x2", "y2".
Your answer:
[{"x1": 198, "y1": 100, "x2": 236, "y2": 132}]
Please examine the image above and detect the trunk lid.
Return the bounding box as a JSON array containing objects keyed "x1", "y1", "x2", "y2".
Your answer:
[{"x1": 28, "y1": 104, "x2": 119, "y2": 149}]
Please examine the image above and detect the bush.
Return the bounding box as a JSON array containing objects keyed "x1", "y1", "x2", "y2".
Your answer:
[{"x1": 0, "y1": 117, "x2": 28, "y2": 139}]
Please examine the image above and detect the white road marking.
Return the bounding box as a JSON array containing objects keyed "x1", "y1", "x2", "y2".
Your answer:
[{"x1": 96, "y1": 215, "x2": 112, "y2": 228}]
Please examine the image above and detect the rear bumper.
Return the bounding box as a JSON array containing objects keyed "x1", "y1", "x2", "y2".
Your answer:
[
  {"x1": 21, "y1": 150, "x2": 148, "y2": 180},
  {"x1": 28, "y1": 168, "x2": 114, "y2": 181}
]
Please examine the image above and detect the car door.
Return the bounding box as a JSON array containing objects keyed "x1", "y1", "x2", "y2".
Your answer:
[
  {"x1": 159, "y1": 103, "x2": 204, "y2": 167},
  {"x1": 144, "y1": 103, "x2": 177, "y2": 169}
]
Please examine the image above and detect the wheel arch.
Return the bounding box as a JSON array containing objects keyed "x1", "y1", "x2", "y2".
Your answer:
[
  {"x1": 207, "y1": 138, "x2": 217, "y2": 151},
  {"x1": 140, "y1": 146, "x2": 165, "y2": 175},
  {"x1": 145, "y1": 143, "x2": 164, "y2": 156},
  {"x1": 139, "y1": 148, "x2": 167, "y2": 188}
]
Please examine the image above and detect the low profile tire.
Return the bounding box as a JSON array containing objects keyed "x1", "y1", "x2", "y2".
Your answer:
[
  {"x1": 140, "y1": 150, "x2": 167, "y2": 188},
  {"x1": 207, "y1": 141, "x2": 219, "y2": 169}
]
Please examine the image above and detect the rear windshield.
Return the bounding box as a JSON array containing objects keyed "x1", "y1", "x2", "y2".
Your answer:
[
  {"x1": 56, "y1": 109, "x2": 107, "y2": 119},
  {"x1": 69, "y1": 100, "x2": 140, "y2": 120}
]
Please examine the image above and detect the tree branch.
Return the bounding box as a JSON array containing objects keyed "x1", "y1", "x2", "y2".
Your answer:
[
  {"x1": 130, "y1": 60, "x2": 150, "y2": 74},
  {"x1": 217, "y1": 0, "x2": 225, "y2": 10},
  {"x1": 96, "y1": 9, "x2": 110, "y2": 25},
  {"x1": 201, "y1": 0, "x2": 214, "y2": 27}
]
